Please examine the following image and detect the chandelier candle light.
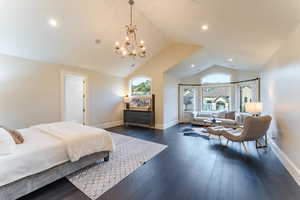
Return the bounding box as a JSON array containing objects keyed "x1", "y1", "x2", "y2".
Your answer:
[{"x1": 114, "y1": 0, "x2": 146, "y2": 59}]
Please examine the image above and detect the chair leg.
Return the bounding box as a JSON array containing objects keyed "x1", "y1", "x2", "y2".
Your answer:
[
  {"x1": 219, "y1": 135, "x2": 222, "y2": 144},
  {"x1": 226, "y1": 139, "x2": 230, "y2": 146},
  {"x1": 242, "y1": 142, "x2": 248, "y2": 152},
  {"x1": 256, "y1": 139, "x2": 262, "y2": 148}
]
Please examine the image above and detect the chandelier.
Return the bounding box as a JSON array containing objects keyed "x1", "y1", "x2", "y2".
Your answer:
[{"x1": 114, "y1": 0, "x2": 146, "y2": 59}]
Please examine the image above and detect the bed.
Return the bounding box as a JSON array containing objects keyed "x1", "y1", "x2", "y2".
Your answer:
[{"x1": 0, "y1": 122, "x2": 114, "y2": 200}]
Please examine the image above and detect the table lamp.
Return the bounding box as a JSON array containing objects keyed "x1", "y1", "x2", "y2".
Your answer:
[
  {"x1": 245, "y1": 102, "x2": 263, "y2": 117},
  {"x1": 124, "y1": 95, "x2": 131, "y2": 109}
]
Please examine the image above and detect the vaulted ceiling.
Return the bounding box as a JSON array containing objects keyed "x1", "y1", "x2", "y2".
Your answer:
[
  {"x1": 0, "y1": 0, "x2": 170, "y2": 77},
  {"x1": 1, "y1": 0, "x2": 300, "y2": 78}
]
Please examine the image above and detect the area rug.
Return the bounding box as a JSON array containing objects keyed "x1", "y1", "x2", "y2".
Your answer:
[
  {"x1": 67, "y1": 133, "x2": 167, "y2": 200},
  {"x1": 181, "y1": 127, "x2": 209, "y2": 137}
]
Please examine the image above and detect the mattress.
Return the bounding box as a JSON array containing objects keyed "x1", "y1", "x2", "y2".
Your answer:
[{"x1": 0, "y1": 128, "x2": 69, "y2": 187}]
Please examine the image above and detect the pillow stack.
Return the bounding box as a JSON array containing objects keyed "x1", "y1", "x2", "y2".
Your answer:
[
  {"x1": 0, "y1": 128, "x2": 17, "y2": 155},
  {"x1": 0, "y1": 126, "x2": 24, "y2": 156},
  {"x1": 225, "y1": 111, "x2": 236, "y2": 120},
  {"x1": 0, "y1": 126, "x2": 24, "y2": 144}
]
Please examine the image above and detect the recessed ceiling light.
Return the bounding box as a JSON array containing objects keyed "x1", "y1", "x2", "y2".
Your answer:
[
  {"x1": 95, "y1": 39, "x2": 101, "y2": 44},
  {"x1": 191, "y1": 64, "x2": 195, "y2": 68},
  {"x1": 228, "y1": 58, "x2": 233, "y2": 62},
  {"x1": 201, "y1": 25, "x2": 208, "y2": 31},
  {"x1": 48, "y1": 18, "x2": 58, "y2": 27}
]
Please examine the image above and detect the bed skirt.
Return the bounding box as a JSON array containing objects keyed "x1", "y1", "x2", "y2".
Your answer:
[{"x1": 0, "y1": 151, "x2": 109, "y2": 200}]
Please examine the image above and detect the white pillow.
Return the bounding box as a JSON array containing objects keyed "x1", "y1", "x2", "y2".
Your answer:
[{"x1": 0, "y1": 128, "x2": 16, "y2": 156}]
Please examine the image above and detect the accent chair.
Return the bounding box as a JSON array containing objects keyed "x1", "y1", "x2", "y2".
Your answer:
[{"x1": 222, "y1": 115, "x2": 272, "y2": 152}]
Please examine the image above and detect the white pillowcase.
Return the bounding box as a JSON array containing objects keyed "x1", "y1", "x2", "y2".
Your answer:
[{"x1": 0, "y1": 128, "x2": 16, "y2": 156}]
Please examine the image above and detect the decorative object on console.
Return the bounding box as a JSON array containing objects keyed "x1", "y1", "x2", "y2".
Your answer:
[
  {"x1": 130, "y1": 96, "x2": 152, "y2": 111},
  {"x1": 114, "y1": 0, "x2": 146, "y2": 59},
  {"x1": 245, "y1": 102, "x2": 263, "y2": 116}
]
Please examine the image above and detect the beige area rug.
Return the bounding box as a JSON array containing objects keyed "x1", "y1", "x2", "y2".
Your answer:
[{"x1": 67, "y1": 133, "x2": 167, "y2": 200}]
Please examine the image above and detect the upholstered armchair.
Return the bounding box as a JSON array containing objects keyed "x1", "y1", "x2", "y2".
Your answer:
[{"x1": 221, "y1": 115, "x2": 272, "y2": 152}]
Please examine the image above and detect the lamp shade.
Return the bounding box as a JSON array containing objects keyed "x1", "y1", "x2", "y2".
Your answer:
[
  {"x1": 123, "y1": 96, "x2": 131, "y2": 103},
  {"x1": 245, "y1": 102, "x2": 263, "y2": 113}
]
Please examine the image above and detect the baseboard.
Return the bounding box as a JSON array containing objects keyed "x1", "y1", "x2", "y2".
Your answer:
[
  {"x1": 95, "y1": 120, "x2": 123, "y2": 129},
  {"x1": 155, "y1": 124, "x2": 164, "y2": 130},
  {"x1": 269, "y1": 138, "x2": 300, "y2": 186},
  {"x1": 155, "y1": 120, "x2": 178, "y2": 130}
]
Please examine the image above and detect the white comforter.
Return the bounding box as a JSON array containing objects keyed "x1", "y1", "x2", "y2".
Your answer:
[
  {"x1": 0, "y1": 122, "x2": 114, "y2": 187},
  {"x1": 30, "y1": 122, "x2": 114, "y2": 162},
  {"x1": 0, "y1": 129, "x2": 69, "y2": 187}
]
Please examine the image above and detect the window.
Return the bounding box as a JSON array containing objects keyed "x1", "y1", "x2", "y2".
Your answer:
[
  {"x1": 130, "y1": 77, "x2": 151, "y2": 96},
  {"x1": 202, "y1": 74, "x2": 231, "y2": 84},
  {"x1": 183, "y1": 88, "x2": 195, "y2": 112},
  {"x1": 202, "y1": 87, "x2": 231, "y2": 112},
  {"x1": 240, "y1": 84, "x2": 256, "y2": 112}
]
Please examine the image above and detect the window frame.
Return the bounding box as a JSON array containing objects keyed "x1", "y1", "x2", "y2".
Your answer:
[
  {"x1": 201, "y1": 74, "x2": 232, "y2": 84},
  {"x1": 237, "y1": 81, "x2": 259, "y2": 113},
  {"x1": 182, "y1": 86, "x2": 196, "y2": 112},
  {"x1": 200, "y1": 84, "x2": 233, "y2": 112}
]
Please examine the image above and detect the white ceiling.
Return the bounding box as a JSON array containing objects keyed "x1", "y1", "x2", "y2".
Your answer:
[
  {"x1": 1, "y1": 0, "x2": 300, "y2": 77},
  {"x1": 0, "y1": 0, "x2": 170, "y2": 77},
  {"x1": 137, "y1": 0, "x2": 300, "y2": 78}
]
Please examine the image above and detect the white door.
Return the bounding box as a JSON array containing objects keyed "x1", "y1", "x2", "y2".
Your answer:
[{"x1": 64, "y1": 74, "x2": 86, "y2": 124}]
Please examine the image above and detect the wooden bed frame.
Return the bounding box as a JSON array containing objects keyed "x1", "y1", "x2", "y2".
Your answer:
[{"x1": 0, "y1": 151, "x2": 109, "y2": 200}]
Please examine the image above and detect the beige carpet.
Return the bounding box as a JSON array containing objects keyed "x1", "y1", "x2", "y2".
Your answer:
[{"x1": 67, "y1": 133, "x2": 167, "y2": 200}]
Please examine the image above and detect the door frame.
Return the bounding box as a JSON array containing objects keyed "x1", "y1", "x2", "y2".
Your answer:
[{"x1": 60, "y1": 70, "x2": 88, "y2": 125}]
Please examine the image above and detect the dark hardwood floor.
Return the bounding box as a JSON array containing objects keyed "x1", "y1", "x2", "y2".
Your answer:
[{"x1": 21, "y1": 124, "x2": 300, "y2": 200}]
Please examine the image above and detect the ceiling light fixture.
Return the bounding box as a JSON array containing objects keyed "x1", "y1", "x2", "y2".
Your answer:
[
  {"x1": 191, "y1": 64, "x2": 195, "y2": 68},
  {"x1": 228, "y1": 58, "x2": 233, "y2": 62},
  {"x1": 48, "y1": 18, "x2": 58, "y2": 27},
  {"x1": 114, "y1": 0, "x2": 146, "y2": 59},
  {"x1": 95, "y1": 39, "x2": 101, "y2": 44},
  {"x1": 201, "y1": 25, "x2": 208, "y2": 31}
]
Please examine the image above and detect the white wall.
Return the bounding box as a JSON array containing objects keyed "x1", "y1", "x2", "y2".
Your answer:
[
  {"x1": 163, "y1": 73, "x2": 180, "y2": 128},
  {"x1": 261, "y1": 23, "x2": 300, "y2": 172},
  {"x1": 0, "y1": 54, "x2": 123, "y2": 129},
  {"x1": 125, "y1": 43, "x2": 200, "y2": 128}
]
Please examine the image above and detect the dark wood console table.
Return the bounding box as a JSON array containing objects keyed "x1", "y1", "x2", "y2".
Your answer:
[
  {"x1": 123, "y1": 94, "x2": 155, "y2": 128},
  {"x1": 124, "y1": 109, "x2": 155, "y2": 128}
]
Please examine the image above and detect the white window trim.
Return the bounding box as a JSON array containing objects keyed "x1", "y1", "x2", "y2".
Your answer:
[
  {"x1": 178, "y1": 80, "x2": 259, "y2": 121},
  {"x1": 181, "y1": 86, "x2": 196, "y2": 113},
  {"x1": 201, "y1": 74, "x2": 232, "y2": 84},
  {"x1": 200, "y1": 84, "x2": 234, "y2": 112},
  {"x1": 237, "y1": 80, "x2": 259, "y2": 113}
]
